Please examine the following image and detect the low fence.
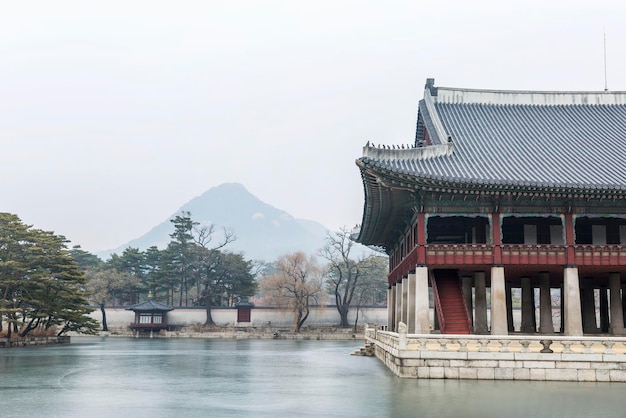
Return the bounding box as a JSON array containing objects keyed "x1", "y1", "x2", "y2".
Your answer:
[{"x1": 365, "y1": 327, "x2": 626, "y2": 382}]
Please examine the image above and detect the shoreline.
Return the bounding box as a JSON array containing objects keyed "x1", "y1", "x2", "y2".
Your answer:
[{"x1": 81, "y1": 326, "x2": 365, "y2": 341}]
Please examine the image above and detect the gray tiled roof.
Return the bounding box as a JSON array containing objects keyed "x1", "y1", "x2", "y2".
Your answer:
[
  {"x1": 361, "y1": 83, "x2": 626, "y2": 191},
  {"x1": 126, "y1": 299, "x2": 174, "y2": 312}
]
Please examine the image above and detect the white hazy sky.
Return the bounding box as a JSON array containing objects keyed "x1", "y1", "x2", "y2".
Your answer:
[{"x1": 2, "y1": 0, "x2": 625, "y2": 253}]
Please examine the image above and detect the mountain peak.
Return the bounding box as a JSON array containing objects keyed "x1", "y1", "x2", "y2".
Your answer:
[
  {"x1": 100, "y1": 183, "x2": 330, "y2": 261},
  {"x1": 208, "y1": 182, "x2": 249, "y2": 193},
  {"x1": 194, "y1": 182, "x2": 252, "y2": 202}
]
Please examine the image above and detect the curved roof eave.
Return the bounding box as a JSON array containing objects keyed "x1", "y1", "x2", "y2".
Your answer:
[
  {"x1": 355, "y1": 160, "x2": 414, "y2": 249},
  {"x1": 360, "y1": 155, "x2": 626, "y2": 196}
]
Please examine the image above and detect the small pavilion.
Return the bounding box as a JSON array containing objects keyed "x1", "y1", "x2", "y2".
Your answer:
[{"x1": 126, "y1": 299, "x2": 174, "y2": 333}]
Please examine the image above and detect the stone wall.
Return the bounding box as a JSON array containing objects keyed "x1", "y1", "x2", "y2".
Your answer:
[
  {"x1": 161, "y1": 329, "x2": 361, "y2": 340},
  {"x1": 0, "y1": 336, "x2": 70, "y2": 348},
  {"x1": 93, "y1": 306, "x2": 387, "y2": 330}
]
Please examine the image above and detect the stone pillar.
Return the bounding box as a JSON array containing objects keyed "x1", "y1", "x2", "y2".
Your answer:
[
  {"x1": 538, "y1": 272, "x2": 554, "y2": 334},
  {"x1": 581, "y1": 278, "x2": 598, "y2": 334},
  {"x1": 531, "y1": 288, "x2": 537, "y2": 330},
  {"x1": 387, "y1": 287, "x2": 394, "y2": 331},
  {"x1": 609, "y1": 273, "x2": 625, "y2": 335},
  {"x1": 560, "y1": 285, "x2": 564, "y2": 333},
  {"x1": 520, "y1": 277, "x2": 536, "y2": 333},
  {"x1": 462, "y1": 276, "x2": 474, "y2": 329},
  {"x1": 563, "y1": 266, "x2": 583, "y2": 336},
  {"x1": 395, "y1": 282, "x2": 402, "y2": 332},
  {"x1": 506, "y1": 281, "x2": 514, "y2": 332},
  {"x1": 401, "y1": 276, "x2": 409, "y2": 326},
  {"x1": 474, "y1": 271, "x2": 488, "y2": 334},
  {"x1": 415, "y1": 266, "x2": 430, "y2": 334},
  {"x1": 490, "y1": 266, "x2": 507, "y2": 335},
  {"x1": 407, "y1": 272, "x2": 416, "y2": 334},
  {"x1": 622, "y1": 282, "x2": 626, "y2": 328},
  {"x1": 599, "y1": 287, "x2": 610, "y2": 333}
]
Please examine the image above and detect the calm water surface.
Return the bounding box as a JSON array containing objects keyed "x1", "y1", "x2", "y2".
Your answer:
[{"x1": 0, "y1": 336, "x2": 624, "y2": 418}]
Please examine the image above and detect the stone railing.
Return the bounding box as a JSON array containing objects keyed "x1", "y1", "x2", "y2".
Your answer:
[
  {"x1": 364, "y1": 327, "x2": 626, "y2": 381},
  {"x1": 365, "y1": 327, "x2": 626, "y2": 356}
]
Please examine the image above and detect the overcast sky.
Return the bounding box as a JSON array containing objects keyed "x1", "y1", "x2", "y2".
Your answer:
[{"x1": 2, "y1": 0, "x2": 625, "y2": 253}]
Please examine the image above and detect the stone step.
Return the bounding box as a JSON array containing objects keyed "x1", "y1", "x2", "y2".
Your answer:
[{"x1": 351, "y1": 343, "x2": 375, "y2": 356}]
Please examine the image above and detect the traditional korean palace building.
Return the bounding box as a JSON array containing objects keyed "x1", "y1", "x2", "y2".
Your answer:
[{"x1": 355, "y1": 78, "x2": 626, "y2": 338}]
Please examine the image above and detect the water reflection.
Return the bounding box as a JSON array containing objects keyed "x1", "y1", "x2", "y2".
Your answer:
[{"x1": 0, "y1": 337, "x2": 623, "y2": 418}]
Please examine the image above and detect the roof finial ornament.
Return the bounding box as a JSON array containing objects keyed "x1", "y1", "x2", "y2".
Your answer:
[{"x1": 366, "y1": 140, "x2": 370, "y2": 147}]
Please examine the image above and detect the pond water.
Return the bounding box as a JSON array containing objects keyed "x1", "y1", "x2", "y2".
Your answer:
[{"x1": 0, "y1": 337, "x2": 624, "y2": 418}]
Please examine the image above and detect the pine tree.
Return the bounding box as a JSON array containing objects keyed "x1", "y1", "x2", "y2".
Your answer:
[{"x1": 0, "y1": 213, "x2": 98, "y2": 337}]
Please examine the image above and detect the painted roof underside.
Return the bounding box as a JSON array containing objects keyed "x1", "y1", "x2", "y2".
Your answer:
[{"x1": 363, "y1": 85, "x2": 626, "y2": 190}]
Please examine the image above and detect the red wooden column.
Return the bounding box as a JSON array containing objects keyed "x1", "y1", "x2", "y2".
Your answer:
[
  {"x1": 417, "y1": 213, "x2": 426, "y2": 264},
  {"x1": 492, "y1": 213, "x2": 502, "y2": 265},
  {"x1": 565, "y1": 213, "x2": 575, "y2": 265}
]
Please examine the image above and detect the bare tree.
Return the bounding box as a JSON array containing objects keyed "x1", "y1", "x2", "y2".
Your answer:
[
  {"x1": 319, "y1": 228, "x2": 362, "y2": 327},
  {"x1": 349, "y1": 255, "x2": 388, "y2": 331},
  {"x1": 260, "y1": 252, "x2": 323, "y2": 332},
  {"x1": 192, "y1": 224, "x2": 236, "y2": 326}
]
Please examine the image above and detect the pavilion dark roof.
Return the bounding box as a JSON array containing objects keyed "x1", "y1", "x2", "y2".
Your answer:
[
  {"x1": 126, "y1": 299, "x2": 174, "y2": 312},
  {"x1": 360, "y1": 80, "x2": 626, "y2": 192}
]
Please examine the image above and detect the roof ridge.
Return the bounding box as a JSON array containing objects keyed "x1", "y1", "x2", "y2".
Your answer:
[
  {"x1": 437, "y1": 86, "x2": 626, "y2": 95},
  {"x1": 434, "y1": 86, "x2": 626, "y2": 106},
  {"x1": 362, "y1": 143, "x2": 453, "y2": 161}
]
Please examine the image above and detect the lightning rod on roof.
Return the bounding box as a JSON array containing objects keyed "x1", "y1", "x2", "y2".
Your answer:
[{"x1": 604, "y1": 29, "x2": 608, "y2": 92}]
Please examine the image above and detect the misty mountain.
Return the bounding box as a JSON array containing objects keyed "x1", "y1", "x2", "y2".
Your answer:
[{"x1": 98, "y1": 183, "x2": 337, "y2": 261}]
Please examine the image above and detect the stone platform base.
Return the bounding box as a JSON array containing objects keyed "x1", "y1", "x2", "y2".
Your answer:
[
  {"x1": 374, "y1": 346, "x2": 626, "y2": 382},
  {"x1": 367, "y1": 327, "x2": 626, "y2": 382}
]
